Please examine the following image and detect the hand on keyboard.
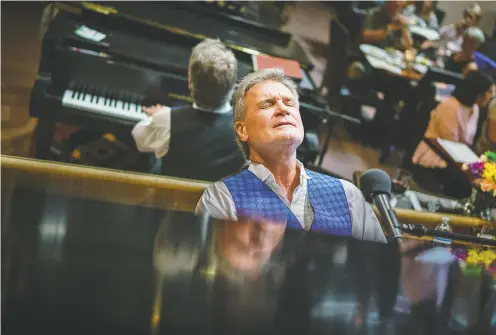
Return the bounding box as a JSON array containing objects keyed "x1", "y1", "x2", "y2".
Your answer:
[{"x1": 142, "y1": 104, "x2": 164, "y2": 116}]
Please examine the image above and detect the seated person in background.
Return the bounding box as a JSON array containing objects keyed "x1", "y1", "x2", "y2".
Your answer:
[
  {"x1": 422, "y1": 3, "x2": 483, "y2": 53},
  {"x1": 362, "y1": 1, "x2": 413, "y2": 51},
  {"x1": 412, "y1": 71, "x2": 494, "y2": 168},
  {"x1": 404, "y1": 1, "x2": 439, "y2": 30},
  {"x1": 411, "y1": 71, "x2": 494, "y2": 196},
  {"x1": 475, "y1": 97, "x2": 496, "y2": 154},
  {"x1": 196, "y1": 68, "x2": 386, "y2": 243},
  {"x1": 132, "y1": 39, "x2": 246, "y2": 182},
  {"x1": 444, "y1": 27, "x2": 485, "y2": 76}
]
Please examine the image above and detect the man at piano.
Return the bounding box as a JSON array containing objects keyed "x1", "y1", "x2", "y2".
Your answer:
[
  {"x1": 196, "y1": 68, "x2": 386, "y2": 242},
  {"x1": 131, "y1": 38, "x2": 246, "y2": 182}
]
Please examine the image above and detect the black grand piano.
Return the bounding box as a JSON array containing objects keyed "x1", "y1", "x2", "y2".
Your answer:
[
  {"x1": 31, "y1": 2, "x2": 324, "y2": 161},
  {"x1": 2, "y1": 156, "x2": 495, "y2": 335}
]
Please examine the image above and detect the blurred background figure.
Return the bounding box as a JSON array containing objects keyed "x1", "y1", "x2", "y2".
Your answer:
[
  {"x1": 475, "y1": 96, "x2": 496, "y2": 155},
  {"x1": 362, "y1": 0, "x2": 413, "y2": 50},
  {"x1": 404, "y1": 1, "x2": 439, "y2": 30},
  {"x1": 433, "y1": 3, "x2": 483, "y2": 55},
  {"x1": 410, "y1": 71, "x2": 494, "y2": 197},
  {"x1": 444, "y1": 27, "x2": 486, "y2": 76}
]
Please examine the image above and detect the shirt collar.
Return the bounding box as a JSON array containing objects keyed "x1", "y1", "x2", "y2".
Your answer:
[
  {"x1": 193, "y1": 102, "x2": 231, "y2": 114},
  {"x1": 247, "y1": 160, "x2": 311, "y2": 183}
]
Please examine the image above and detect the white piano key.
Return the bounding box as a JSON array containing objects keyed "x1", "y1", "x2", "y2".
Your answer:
[{"x1": 61, "y1": 89, "x2": 150, "y2": 122}]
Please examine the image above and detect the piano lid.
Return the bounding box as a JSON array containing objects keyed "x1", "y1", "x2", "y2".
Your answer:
[
  {"x1": 2, "y1": 156, "x2": 495, "y2": 335},
  {"x1": 44, "y1": 11, "x2": 253, "y2": 81},
  {"x1": 64, "y1": 1, "x2": 313, "y2": 70}
]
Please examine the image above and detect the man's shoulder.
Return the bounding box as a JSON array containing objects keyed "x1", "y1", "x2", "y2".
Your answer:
[
  {"x1": 203, "y1": 180, "x2": 229, "y2": 194},
  {"x1": 205, "y1": 167, "x2": 249, "y2": 191}
]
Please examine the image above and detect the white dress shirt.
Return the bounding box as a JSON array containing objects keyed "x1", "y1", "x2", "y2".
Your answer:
[
  {"x1": 439, "y1": 24, "x2": 463, "y2": 53},
  {"x1": 196, "y1": 161, "x2": 387, "y2": 243},
  {"x1": 131, "y1": 102, "x2": 232, "y2": 159}
]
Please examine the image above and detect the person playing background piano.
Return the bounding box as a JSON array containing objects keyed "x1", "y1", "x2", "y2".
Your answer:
[
  {"x1": 196, "y1": 68, "x2": 386, "y2": 243},
  {"x1": 132, "y1": 38, "x2": 246, "y2": 182}
]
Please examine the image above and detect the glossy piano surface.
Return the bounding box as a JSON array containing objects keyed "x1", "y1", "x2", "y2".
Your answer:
[
  {"x1": 2, "y1": 156, "x2": 495, "y2": 335},
  {"x1": 83, "y1": 1, "x2": 312, "y2": 70}
]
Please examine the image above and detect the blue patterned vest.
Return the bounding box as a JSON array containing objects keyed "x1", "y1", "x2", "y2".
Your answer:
[{"x1": 223, "y1": 169, "x2": 352, "y2": 236}]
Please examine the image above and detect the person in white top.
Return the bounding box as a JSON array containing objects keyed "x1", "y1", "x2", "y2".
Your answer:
[
  {"x1": 196, "y1": 68, "x2": 386, "y2": 243},
  {"x1": 421, "y1": 3, "x2": 483, "y2": 54}
]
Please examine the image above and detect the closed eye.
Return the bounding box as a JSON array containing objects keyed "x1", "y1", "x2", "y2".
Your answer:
[
  {"x1": 258, "y1": 99, "x2": 275, "y2": 109},
  {"x1": 284, "y1": 98, "x2": 296, "y2": 106}
]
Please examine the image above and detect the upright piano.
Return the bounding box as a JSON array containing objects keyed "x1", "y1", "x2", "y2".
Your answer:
[{"x1": 30, "y1": 2, "x2": 323, "y2": 160}]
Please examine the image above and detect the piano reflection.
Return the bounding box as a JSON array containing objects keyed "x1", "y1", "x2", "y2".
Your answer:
[{"x1": 2, "y1": 156, "x2": 495, "y2": 335}]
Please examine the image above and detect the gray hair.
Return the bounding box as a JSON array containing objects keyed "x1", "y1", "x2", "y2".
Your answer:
[
  {"x1": 189, "y1": 38, "x2": 238, "y2": 110},
  {"x1": 464, "y1": 27, "x2": 486, "y2": 46},
  {"x1": 232, "y1": 68, "x2": 299, "y2": 158}
]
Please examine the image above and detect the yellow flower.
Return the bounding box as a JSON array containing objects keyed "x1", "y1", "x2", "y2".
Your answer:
[
  {"x1": 482, "y1": 162, "x2": 496, "y2": 184},
  {"x1": 465, "y1": 249, "x2": 496, "y2": 268},
  {"x1": 481, "y1": 155, "x2": 488, "y2": 162}
]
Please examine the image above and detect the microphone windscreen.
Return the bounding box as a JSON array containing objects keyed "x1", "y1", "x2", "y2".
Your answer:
[{"x1": 359, "y1": 169, "x2": 392, "y2": 200}]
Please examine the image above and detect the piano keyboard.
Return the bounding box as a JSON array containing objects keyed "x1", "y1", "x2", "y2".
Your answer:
[{"x1": 62, "y1": 89, "x2": 148, "y2": 122}]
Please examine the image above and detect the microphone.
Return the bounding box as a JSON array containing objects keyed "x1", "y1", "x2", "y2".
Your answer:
[
  {"x1": 359, "y1": 169, "x2": 496, "y2": 248},
  {"x1": 360, "y1": 169, "x2": 402, "y2": 243}
]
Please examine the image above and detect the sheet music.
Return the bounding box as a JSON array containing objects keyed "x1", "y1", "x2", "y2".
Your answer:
[{"x1": 436, "y1": 138, "x2": 479, "y2": 163}]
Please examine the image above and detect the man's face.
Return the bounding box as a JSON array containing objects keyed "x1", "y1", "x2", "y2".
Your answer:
[
  {"x1": 476, "y1": 85, "x2": 495, "y2": 108},
  {"x1": 421, "y1": 1, "x2": 434, "y2": 13},
  {"x1": 384, "y1": 1, "x2": 403, "y2": 19},
  {"x1": 461, "y1": 11, "x2": 478, "y2": 29},
  {"x1": 219, "y1": 220, "x2": 286, "y2": 273},
  {"x1": 226, "y1": 220, "x2": 286, "y2": 255},
  {"x1": 235, "y1": 80, "x2": 304, "y2": 156}
]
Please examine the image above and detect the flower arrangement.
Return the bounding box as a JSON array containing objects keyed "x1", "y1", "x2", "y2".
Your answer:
[
  {"x1": 454, "y1": 247, "x2": 496, "y2": 279},
  {"x1": 462, "y1": 151, "x2": 496, "y2": 197}
]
